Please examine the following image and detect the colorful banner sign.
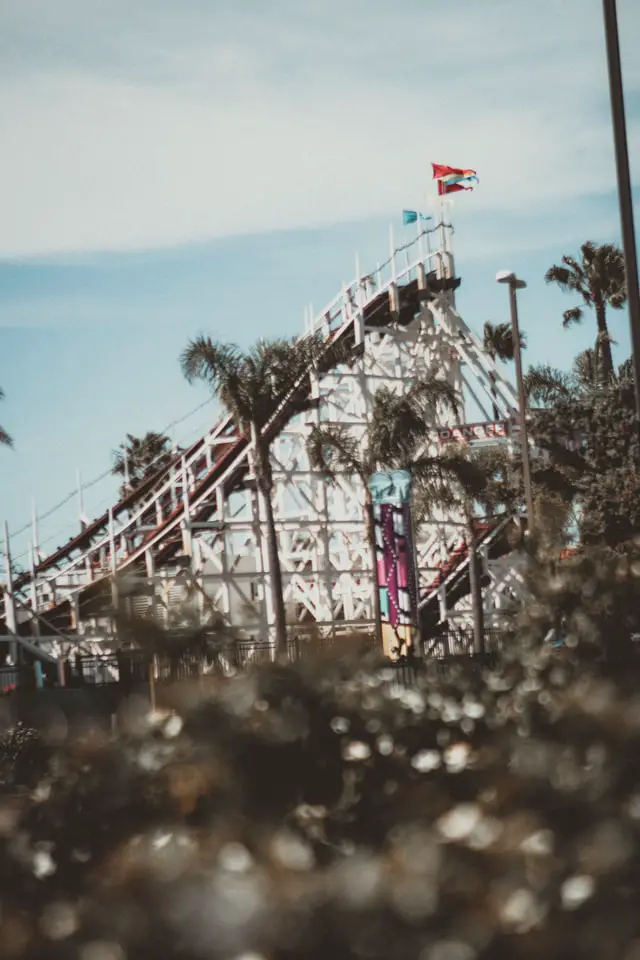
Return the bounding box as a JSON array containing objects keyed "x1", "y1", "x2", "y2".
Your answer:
[
  {"x1": 437, "y1": 420, "x2": 515, "y2": 444},
  {"x1": 368, "y1": 469, "x2": 419, "y2": 659}
]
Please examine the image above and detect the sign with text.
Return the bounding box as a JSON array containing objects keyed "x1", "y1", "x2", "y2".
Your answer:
[{"x1": 437, "y1": 420, "x2": 516, "y2": 444}]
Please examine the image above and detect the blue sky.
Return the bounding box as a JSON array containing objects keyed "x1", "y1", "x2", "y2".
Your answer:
[{"x1": 1, "y1": 0, "x2": 639, "y2": 571}]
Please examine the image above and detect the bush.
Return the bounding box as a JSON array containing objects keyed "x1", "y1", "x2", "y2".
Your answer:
[{"x1": 2, "y1": 639, "x2": 640, "y2": 959}]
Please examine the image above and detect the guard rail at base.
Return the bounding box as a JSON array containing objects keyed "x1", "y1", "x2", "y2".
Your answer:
[{"x1": 1, "y1": 631, "x2": 513, "y2": 692}]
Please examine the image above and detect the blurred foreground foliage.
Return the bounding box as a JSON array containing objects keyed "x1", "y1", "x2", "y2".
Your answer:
[{"x1": 2, "y1": 542, "x2": 640, "y2": 959}]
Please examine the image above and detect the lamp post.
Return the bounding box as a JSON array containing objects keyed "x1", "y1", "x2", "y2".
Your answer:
[
  {"x1": 496, "y1": 272, "x2": 535, "y2": 533},
  {"x1": 602, "y1": 0, "x2": 640, "y2": 422}
]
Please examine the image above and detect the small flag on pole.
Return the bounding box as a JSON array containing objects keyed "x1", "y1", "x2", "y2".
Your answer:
[
  {"x1": 431, "y1": 163, "x2": 478, "y2": 196},
  {"x1": 438, "y1": 180, "x2": 474, "y2": 196},
  {"x1": 402, "y1": 209, "x2": 432, "y2": 226}
]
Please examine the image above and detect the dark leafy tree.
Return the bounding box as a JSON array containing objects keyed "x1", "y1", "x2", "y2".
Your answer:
[
  {"x1": 527, "y1": 357, "x2": 639, "y2": 549},
  {"x1": 545, "y1": 241, "x2": 626, "y2": 382}
]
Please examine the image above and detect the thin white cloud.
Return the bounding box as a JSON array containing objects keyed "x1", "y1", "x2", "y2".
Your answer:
[{"x1": 0, "y1": 0, "x2": 638, "y2": 258}]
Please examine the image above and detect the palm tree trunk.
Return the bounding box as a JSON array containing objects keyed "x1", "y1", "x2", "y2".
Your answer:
[
  {"x1": 465, "y1": 508, "x2": 485, "y2": 656},
  {"x1": 365, "y1": 492, "x2": 383, "y2": 650},
  {"x1": 489, "y1": 371, "x2": 500, "y2": 421},
  {"x1": 252, "y1": 429, "x2": 288, "y2": 655},
  {"x1": 595, "y1": 301, "x2": 614, "y2": 381},
  {"x1": 260, "y1": 480, "x2": 288, "y2": 656}
]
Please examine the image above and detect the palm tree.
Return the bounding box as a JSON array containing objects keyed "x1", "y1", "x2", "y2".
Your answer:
[
  {"x1": 0, "y1": 388, "x2": 13, "y2": 448},
  {"x1": 113, "y1": 431, "x2": 174, "y2": 497},
  {"x1": 181, "y1": 333, "x2": 328, "y2": 653},
  {"x1": 307, "y1": 377, "x2": 461, "y2": 649},
  {"x1": 545, "y1": 241, "x2": 626, "y2": 382},
  {"x1": 412, "y1": 447, "x2": 505, "y2": 655},
  {"x1": 483, "y1": 322, "x2": 527, "y2": 420}
]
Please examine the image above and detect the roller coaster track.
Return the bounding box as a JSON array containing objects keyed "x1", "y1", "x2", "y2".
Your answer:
[{"x1": 2, "y1": 223, "x2": 522, "y2": 644}]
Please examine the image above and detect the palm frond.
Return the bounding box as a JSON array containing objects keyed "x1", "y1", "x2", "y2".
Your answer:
[
  {"x1": 412, "y1": 449, "x2": 486, "y2": 506},
  {"x1": 257, "y1": 333, "x2": 326, "y2": 412},
  {"x1": 618, "y1": 357, "x2": 635, "y2": 382},
  {"x1": 112, "y1": 430, "x2": 173, "y2": 485},
  {"x1": 562, "y1": 306, "x2": 584, "y2": 328},
  {"x1": 483, "y1": 321, "x2": 517, "y2": 362},
  {"x1": 181, "y1": 338, "x2": 257, "y2": 427},
  {"x1": 0, "y1": 387, "x2": 12, "y2": 448},
  {"x1": 411, "y1": 445, "x2": 512, "y2": 521},
  {"x1": 412, "y1": 476, "x2": 461, "y2": 524},
  {"x1": 573, "y1": 349, "x2": 599, "y2": 388},
  {"x1": 307, "y1": 424, "x2": 368, "y2": 481},
  {"x1": 546, "y1": 258, "x2": 589, "y2": 303},
  {"x1": 545, "y1": 264, "x2": 575, "y2": 291},
  {"x1": 524, "y1": 365, "x2": 571, "y2": 406},
  {"x1": 407, "y1": 374, "x2": 461, "y2": 421},
  {"x1": 580, "y1": 242, "x2": 598, "y2": 266},
  {"x1": 181, "y1": 337, "x2": 242, "y2": 386},
  {"x1": 594, "y1": 244, "x2": 626, "y2": 306},
  {"x1": 366, "y1": 388, "x2": 426, "y2": 467}
]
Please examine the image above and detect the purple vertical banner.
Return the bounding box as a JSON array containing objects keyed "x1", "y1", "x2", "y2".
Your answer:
[{"x1": 367, "y1": 470, "x2": 418, "y2": 658}]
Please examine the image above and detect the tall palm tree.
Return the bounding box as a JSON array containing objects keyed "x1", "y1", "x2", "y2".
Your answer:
[
  {"x1": 307, "y1": 377, "x2": 461, "y2": 649},
  {"x1": 181, "y1": 333, "x2": 327, "y2": 652},
  {"x1": 483, "y1": 322, "x2": 527, "y2": 420},
  {"x1": 113, "y1": 431, "x2": 174, "y2": 497},
  {"x1": 545, "y1": 241, "x2": 626, "y2": 382},
  {"x1": 0, "y1": 388, "x2": 13, "y2": 448}
]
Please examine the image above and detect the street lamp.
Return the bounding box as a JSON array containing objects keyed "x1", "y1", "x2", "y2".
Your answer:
[{"x1": 496, "y1": 271, "x2": 535, "y2": 533}]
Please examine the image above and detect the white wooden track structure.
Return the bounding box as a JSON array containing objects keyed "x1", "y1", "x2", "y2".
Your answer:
[{"x1": 1, "y1": 222, "x2": 527, "y2": 659}]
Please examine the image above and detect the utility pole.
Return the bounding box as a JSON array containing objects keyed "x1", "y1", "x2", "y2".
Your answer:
[
  {"x1": 496, "y1": 272, "x2": 535, "y2": 533},
  {"x1": 602, "y1": 0, "x2": 640, "y2": 421}
]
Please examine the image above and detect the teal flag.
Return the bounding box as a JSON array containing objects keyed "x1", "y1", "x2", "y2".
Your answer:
[{"x1": 402, "y1": 209, "x2": 432, "y2": 226}]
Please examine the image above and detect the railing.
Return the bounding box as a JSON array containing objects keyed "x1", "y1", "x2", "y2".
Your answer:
[
  {"x1": 0, "y1": 627, "x2": 513, "y2": 692},
  {"x1": 423, "y1": 628, "x2": 509, "y2": 659},
  {"x1": 0, "y1": 667, "x2": 19, "y2": 694},
  {"x1": 418, "y1": 514, "x2": 516, "y2": 609}
]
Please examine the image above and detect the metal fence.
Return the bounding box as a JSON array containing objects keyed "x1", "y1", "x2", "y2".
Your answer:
[
  {"x1": 0, "y1": 666, "x2": 19, "y2": 694},
  {"x1": 422, "y1": 628, "x2": 509, "y2": 659},
  {"x1": 1, "y1": 630, "x2": 511, "y2": 694}
]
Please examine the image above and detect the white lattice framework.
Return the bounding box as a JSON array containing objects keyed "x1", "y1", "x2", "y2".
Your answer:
[{"x1": 1, "y1": 223, "x2": 524, "y2": 652}]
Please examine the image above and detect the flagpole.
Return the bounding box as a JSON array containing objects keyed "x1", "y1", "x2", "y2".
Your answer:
[{"x1": 439, "y1": 189, "x2": 447, "y2": 281}]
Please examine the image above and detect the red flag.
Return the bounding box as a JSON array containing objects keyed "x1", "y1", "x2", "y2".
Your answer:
[
  {"x1": 438, "y1": 180, "x2": 474, "y2": 196},
  {"x1": 432, "y1": 162, "x2": 474, "y2": 180}
]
